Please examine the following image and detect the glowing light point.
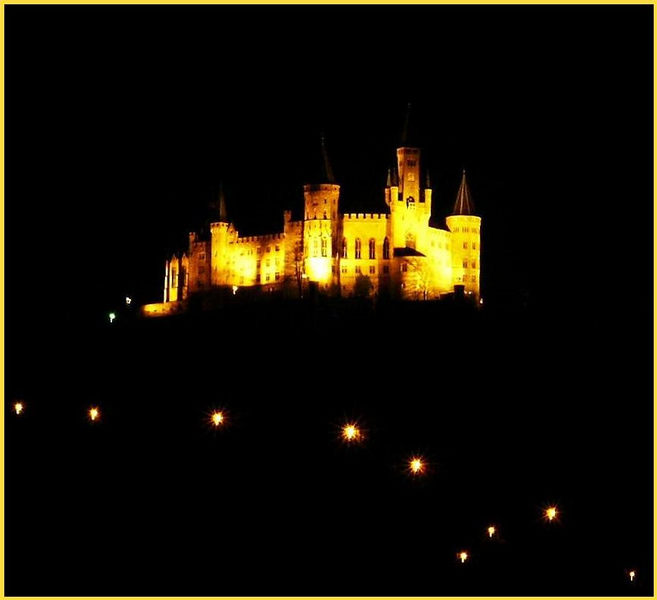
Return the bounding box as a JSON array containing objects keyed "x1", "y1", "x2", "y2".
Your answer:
[
  {"x1": 487, "y1": 525, "x2": 496, "y2": 538},
  {"x1": 108, "y1": 312, "x2": 116, "y2": 323},
  {"x1": 89, "y1": 407, "x2": 100, "y2": 422},
  {"x1": 629, "y1": 570, "x2": 636, "y2": 582},
  {"x1": 232, "y1": 286, "x2": 238, "y2": 296},
  {"x1": 125, "y1": 296, "x2": 132, "y2": 305},
  {"x1": 14, "y1": 402, "x2": 24, "y2": 415},
  {"x1": 211, "y1": 411, "x2": 225, "y2": 427},
  {"x1": 342, "y1": 423, "x2": 361, "y2": 442},
  {"x1": 545, "y1": 506, "x2": 558, "y2": 521},
  {"x1": 458, "y1": 551, "x2": 469, "y2": 563},
  {"x1": 409, "y1": 457, "x2": 425, "y2": 475}
]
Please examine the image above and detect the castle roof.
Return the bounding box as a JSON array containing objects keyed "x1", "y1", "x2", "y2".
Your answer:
[
  {"x1": 452, "y1": 170, "x2": 475, "y2": 216},
  {"x1": 306, "y1": 134, "x2": 336, "y2": 185},
  {"x1": 399, "y1": 102, "x2": 417, "y2": 148},
  {"x1": 393, "y1": 247, "x2": 426, "y2": 258}
]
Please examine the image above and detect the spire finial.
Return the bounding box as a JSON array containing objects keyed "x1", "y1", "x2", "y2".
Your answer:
[
  {"x1": 218, "y1": 181, "x2": 228, "y2": 222},
  {"x1": 386, "y1": 168, "x2": 392, "y2": 188},
  {"x1": 400, "y1": 102, "x2": 412, "y2": 147},
  {"x1": 318, "y1": 133, "x2": 336, "y2": 184}
]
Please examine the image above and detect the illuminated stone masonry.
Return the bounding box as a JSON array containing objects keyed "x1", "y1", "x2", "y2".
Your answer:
[{"x1": 142, "y1": 136, "x2": 481, "y2": 316}]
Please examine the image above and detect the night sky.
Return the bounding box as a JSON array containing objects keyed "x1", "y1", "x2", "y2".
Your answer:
[{"x1": 5, "y1": 4, "x2": 653, "y2": 597}]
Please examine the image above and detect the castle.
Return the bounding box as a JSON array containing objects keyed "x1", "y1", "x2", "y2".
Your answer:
[{"x1": 142, "y1": 126, "x2": 482, "y2": 317}]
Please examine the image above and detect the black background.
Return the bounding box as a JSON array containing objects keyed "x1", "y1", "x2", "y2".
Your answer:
[{"x1": 5, "y1": 4, "x2": 653, "y2": 596}]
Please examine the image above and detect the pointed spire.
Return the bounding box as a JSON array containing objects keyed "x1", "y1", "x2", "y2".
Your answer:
[
  {"x1": 425, "y1": 169, "x2": 431, "y2": 189},
  {"x1": 218, "y1": 182, "x2": 228, "y2": 222},
  {"x1": 319, "y1": 133, "x2": 336, "y2": 184},
  {"x1": 400, "y1": 102, "x2": 412, "y2": 147},
  {"x1": 453, "y1": 169, "x2": 475, "y2": 215},
  {"x1": 386, "y1": 168, "x2": 392, "y2": 187}
]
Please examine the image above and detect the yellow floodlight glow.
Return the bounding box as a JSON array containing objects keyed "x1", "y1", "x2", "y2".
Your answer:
[
  {"x1": 409, "y1": 456, "x2": 425, "y2": 475},
  {"x1": 458, "y1": 551, "x2": 468, "y2": 563},
  {"x1": 487, "y1": 525, "x2": 496, "y2": 538},
  {"x1": 211, "y1": 411, "x2": 225, "y2": 427},
  {"x1": 342, "y1": 423, "x2": 362, "y2": 443},
  {"x1": 14, "y1": 402, "x2": 24, "y2": 415},
  {"x1": 545, "y1": 506, "x2": 558, "y2": 521},
  {"x1": 89, "y1": 407, "x2": 100, "y2": 422}
]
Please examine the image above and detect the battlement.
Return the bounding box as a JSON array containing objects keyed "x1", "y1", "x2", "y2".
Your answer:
[
  {"x1": 343, "y1": 213, "x2": 389, "y2": 220},
  {"x1": 235, "y1": 232, "x2": 285, "y2": 244}
]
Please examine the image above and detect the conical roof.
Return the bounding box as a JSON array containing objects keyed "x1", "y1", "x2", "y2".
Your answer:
[{"x1": 452, "y1": 169, "x2": 475, "y2": 215}]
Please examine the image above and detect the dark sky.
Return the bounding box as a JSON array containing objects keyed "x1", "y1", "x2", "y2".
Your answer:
[{"x1": 7, "y1": 4, "x2": 652, "y2": 324}]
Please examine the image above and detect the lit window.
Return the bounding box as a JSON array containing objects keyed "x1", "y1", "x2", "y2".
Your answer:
[
  {"x1": 463, "y1": 241, "x2": 468, "y2": 249},
  {"x1": 342, "y1": 238, "x2": 348, "y2": 259},
  {"x1": 341, "y1": 266, "x2": 347, "y2": 273},
  {"x1": 266, "y1": 274, "x2": 270, "y2": 282},
  {"x1": 471, "y1": 261, "x2": 476, "y2": 269},
  {"x1": 275, "y1": 245, "x2": 280, "y2": 252},
  {"x1": 463, "y1": 259, "x2": 468, "y2": 268},
  {"x1": 256, "y1": 260, "x2": 261, "y2": 269},
  {"x1": 369, "y1": 238, "x2": 376, "y2": 259},
  {"x1": 321, "y1": 238, "x2": 327, "y2": 257},
  {"x1": 355, "y1": 238, "x2": 361, "y2": 259},
  {"x1": 383, "y1": 237, "x2": 390, "y2": 260},
  {"x1": 473, "y1": 242, "x2": 477, "y2": 250},
  {"x1": 275, "y1": 272, "x2": 280, "y2": 281},
  {"x1": 355, "y1": 265, "x2": 361, "y2": 274},
  {"x1": 369, "y1": 265, "x2": 375, "y2": 274}
]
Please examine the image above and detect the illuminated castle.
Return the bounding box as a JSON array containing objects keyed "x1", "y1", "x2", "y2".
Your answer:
[{"x1": 142, "y1": 129, "x2": 481, "y2": 317}]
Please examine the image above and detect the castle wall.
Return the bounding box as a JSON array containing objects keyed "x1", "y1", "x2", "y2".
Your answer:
[
  {"x1": 339, "y1": 213, "x2": 390, "y2": 296},
  {"x1": 446, "y1": 215, "x2": 482, "y2": 298}
]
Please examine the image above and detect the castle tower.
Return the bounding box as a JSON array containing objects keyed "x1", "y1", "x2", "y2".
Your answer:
[
  {"x1": 210, "y1": 183, "x2": 232, "y2": 286},
  {"x1": 390, "y1": 104, "x2": 431, "y2": 253},
  {"x1": 303, "y1": 136, "x2": 340, "y2": 285},
  {"x1": 446, "y1": 170, "x2": 482, "y2": 298}
]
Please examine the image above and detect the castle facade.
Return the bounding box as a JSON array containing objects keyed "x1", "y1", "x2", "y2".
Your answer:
[{"x1": 142, "y1": 136, "x2": 481, "y2": 317}]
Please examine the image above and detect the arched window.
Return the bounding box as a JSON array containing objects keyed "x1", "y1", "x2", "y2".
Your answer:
[
  {"x1": 355, "y1": 238, "x2": 361, "y2": 259},
  {"x1": 369, "y1": 238, "x2": 376, "y2": 259},
  {"x1": 321, "y1": 238, "x2": 327, "y2": 257},
  {"x1": 342, "y1": 238, "x2": 348, "y2": 259},
  {"x1": 383, "y1": 237, "x2": 390, "y2": 260}
]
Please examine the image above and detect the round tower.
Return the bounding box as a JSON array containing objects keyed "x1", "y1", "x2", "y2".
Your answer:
[
  {"x1": 303, "y1": 136, "x2": 340, "y2": 286},
  {"x1": 446, "y1": 170, "x2": 482, "y2": 299}
]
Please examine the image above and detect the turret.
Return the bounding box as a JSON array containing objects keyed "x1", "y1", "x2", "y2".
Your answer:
[
  {"x1": 210, "y1": 184, "x2": 232, "y2": 286},
  {"x1": 303, "y1": 136, "x2": 340, "y2": 286},
  {"x1": 446, "y1": 170, "x2": 482, "y2": 299}
]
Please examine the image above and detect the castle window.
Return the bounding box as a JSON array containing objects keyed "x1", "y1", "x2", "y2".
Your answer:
[
  {"x1": 257, "y1": 247, "x2": 262, "y2": 254},
  {"x1": 383, "y1": 237, "x2": 390, "y2": 259},
  {"x1": 401, "y1": 263, "x2": 407, "y2": 272},
  {"x1": 267, "y1": 246, "x2": 271, "y2": 253},
  {"x1": 275, "y1": 245, "x2": 280, "y2": 252},
  {"x1": 341, "y1": 265, "x2": 347, "y2": 273},
  {"x1": 463, "y1": 259, "x2": 468, "y2": 268},
  {"x1": 355, "y1": 238, "x2": 361, "y2": 259},
  {"x1": 369, "y1": 238, "x2": 376, "y2": 259},
  {"x1": 266, "y1": 259, "x2": 271, "y2": 267},
  {"x1": 321, "y1": 238, "x2": 327, "y2": 257},
  {"x1": 383, "y1": 265, "x2": 389, "y2": 274},
  {"x1": 473, "y1": 242, "x2": 477, "y2": 250},
  {"x1": 355, "y1": 265, "x2": 361, "y2": 274},
  {"x1": 256, "y1": 260, "x2": 261, "y2": 269},
  {"x1": 369, "y1": 265, "x2": 376, "y2": 274},
  {"x1": 323, "y1": 212, "x2": 327, "y2": 219},
  {"x1": 342, "y1": 238, "x2": 348, "y2": 259},
  {"x1": 266, "y1": 274, "x2": 270, "y2": 282},
  {"x1": 407, "y1": 160, "x2": 416, "y2": 167},
  {"x1": 471, "y1": 261, "x2": 476, "y2": 269},
  {"x1": 199, "y1": 253, "x2": 205, "y2": 261},
  {"x1": 275, "y1": 272, "x2": 280, "y2": 281},
  {"x1": 463, "y1": 241, "x2": 468, "y2": 249},
  {"x1": 471, "y1": 275, "x2": 477, "y2": 282},
  {"x1": 408, "y1": 172, "x2": 415, "y2": 182}
]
